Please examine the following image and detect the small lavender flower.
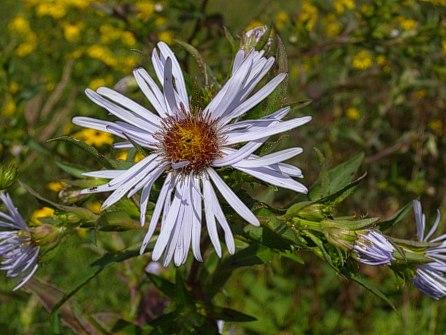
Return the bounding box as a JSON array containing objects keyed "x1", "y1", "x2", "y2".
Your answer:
[
  {"x1": 0, "y1": 192, "x2": 39, "y2": 290},
  {"x1": 412, "y1": 200, "x2": 446, "y2": 299},
  {"x1": 353, "y1": 230, "x2": 395, "y2": 266}
]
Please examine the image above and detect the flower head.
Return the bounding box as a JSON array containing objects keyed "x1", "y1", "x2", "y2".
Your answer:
[
  {"x1": 353, "y1": 230, "x2": 395, "y2": 266},
  {"x1": 73, "y1": 42, "x2": 311, "y2": 266},
  {"x1": 0, "y1": 192, "x2": 39, "y2": 290},
  {"x1": 412, "y1": 200, "x2": 446, "y2": 299}
]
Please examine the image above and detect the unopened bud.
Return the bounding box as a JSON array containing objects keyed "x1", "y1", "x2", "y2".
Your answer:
[
  {"x1": 0, "y1": 162, "x2": 18, "y2": 190},
  {"x1": 31, "y1": 224, "x2": 64, "y2": 247},
  {"x1": 241, "y1": 25, "x2": 271, "y2": 52},
  {"x1": 286, "y1": 201, "x2": 329, "y2": 221}
]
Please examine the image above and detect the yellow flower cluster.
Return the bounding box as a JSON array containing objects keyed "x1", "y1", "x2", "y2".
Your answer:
[
  {"x1": 87, "y1": 45, "x2": 117, "y2": 67},
  {"x1": 345, "y1": 107, "x2": 361, "y2": 121},
  {"x1": 397, "y1": 16, "x2": 417, "y2": 31},
  {"x1": 8, "y1": 15, "x2": 38, "y2": 57},
  {"x1": 135, "y1": 1, "x2": 155, "y2": 21},
  {"x1": 31, "y1": 207, "x2": 55, "y2": 225},
  {"x1": 74, "y1": 129, "x2": 113, "y2": 147},
  {"x1": 299, "y1": 2, "x2": 318, "y2": 31},
  {"x1": 47, "y1": 181, "x2": 66, "y2": 192},
  {"x1": 28, "y1": 0, "x2": 92, "y2": 19},
  {"x1": 324, "y1": 14, "x2": 342, "y2": 38},
  {"x1": 352, "y1": 50, "x2": 373, "y2": 70},
  {"x1": 100, "y1": 25, "x2": 136, "y2": 47},
  {"x1": 62, "y1": 22, "x2": 83, "y2": 42},
  {"x1": 334, "y1": 0, "x2": 355, "y2": 14},
  {"x1": 116, "y1": 150, "x2": 145, "y2": 162},
  {"x1": 275, "y1": 11, "x2": 289, "y2": 30}
]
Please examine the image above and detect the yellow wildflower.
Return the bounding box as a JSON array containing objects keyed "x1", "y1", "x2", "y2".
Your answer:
[
  {"x1": 99, "y1": 24, "x2": 122, "y2": 44},
  {"x1": 47, "y1": 181, "x2": 66, "y2": 192},
  {"x1": 74, "y1": 129, "x2": 113, "y2": 147},
  {"x1": 3, "y1": 96, "x2": 16, "y2": 116},
  {"x1": 8, "y1": 16, "x2": 31, "y2": 34},
  {"x1": 154, "y1": 17, "x2": 167, "y2": 27},
  {"x1": 9, "y1": 82, "x2": 20, "y2": 94},
  {"x1": 86, "y1": 201, "x2": 102, "y2": 214},
  {"x1": 15, "y1": 33, "x2": 38, "y2": 57},
  {"x1": 275, "y1": 11, "x2": 289, "y2": 30},
  {"x1": 32, "y1": 207, "x2": 55, "y2": 225},
  {"x1": 442, "y1": 40, "x2": 446, "y2": 55},
  {"x1": 324, "y1": 15, "x2": 342, "y2": 38},
  {"x1": 346, "y1": 107, "x2": 361, "y2": 121},
  {"x1": 334, "y1": 0, "x2": 355, "y2": 14},
  {"x1": 158, "y1": 31, "x2": 173, "y2": 44},
  {"x1": 121, "y1": 31, "x2": 136, "y2": 46},
  {"x1": 299, "y1": 3, "x2": 318, "y2": 31},
  {"x1": 116, "y1": 150, "x2": 144, "y2": 162},
  {"x1": 63, "y1": 23, "x2": 83, "y2": 42},
  {"x1": 36, "y1": 2, "x2": 67, "y2": 19},
  {"x1": 88, "y1": 78, "x2": 107, "y2": 90},
  {"x1": 352, "y1": 50, "x2": 373, "y2": 70},
  {"x1": 398, "y1": 16, "x2": 417, "y2": 31},
  {"x1": 63, "y1": 0, "x2": 91, "y2": 9},
  {"x1": 414, "y1": 89, "x2": 428, "y2": 99},
  {"x1": 136, "y1": 1, "x2": 155, "y2": 21},
  {"x1": 87, "y1": 45, "x2": 117, "y2": 67},
  {"x1": 67, "y1": 49, "x2": 83, "y2": 59},
  {"x1": 429, "y1": 119, "x2": 443, "y2": 135}
]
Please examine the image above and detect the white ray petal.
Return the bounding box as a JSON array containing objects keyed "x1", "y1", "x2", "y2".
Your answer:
[
  {"x1": 225, "y1": 116, "x2": 312, "y2": 145},
  {"x1": 140, "y1": 174, "x2": 175, "y2": 253},
  {"x1": 191, "y1": 176, "x2": 203, "y2": 261},
  {"x1": 96, "y1": 87, "x2": 162, "y2": 127},
  {"x1": 234, "y1": 166, "x2": 308, "y2": 194},
  {"x1": 82, "y1": 170, "x2": 126, "y2": 179},
  {"x1": 234, "y1": 147, "x2": 303, "y2": 168},
  {"x1": 207, "y1": 168, "x2": 259, "y2": 226},
  {"x1": 133, "y1": 68, "x2": 169, "y2": 118},
  {"x1": 203, "y1": 176, "x2": 222, "y2": 257}
]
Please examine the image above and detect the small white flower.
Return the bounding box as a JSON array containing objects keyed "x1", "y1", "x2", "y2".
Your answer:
[
  {"x1": 0, "y1": 192, "x2": 39, "y2": 290},
  {"x1": 73, "y1": 42, "x2": 311, "y2": 266},
  {"x1": 412, "y1": 200, "x2": 446, "y2": 299}
]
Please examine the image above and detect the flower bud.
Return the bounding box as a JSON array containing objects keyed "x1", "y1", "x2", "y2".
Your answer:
[
  {"x1": 240, "y1": 25, "x2": 271, "y2": 52},
  {"x1": 30, "y1": 224, "x2": 64, "y2": 247},
  {"x1": 0, "y1": 161, "x2": 18, "y2": 190}
]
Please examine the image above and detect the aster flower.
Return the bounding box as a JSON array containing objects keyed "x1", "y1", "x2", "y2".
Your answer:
[
  {"x1": 0, "y1": 192, "x2": 39, "y2": 290},
  {"x1": 353, "y1": 229, "x2": 394, "y2": 266},
  {"x1": 412, "y1": 200, "x2": 446, "y2": 299},
  {"x1": 73, "y1": 42, "x2": 311, "y2": 266}
]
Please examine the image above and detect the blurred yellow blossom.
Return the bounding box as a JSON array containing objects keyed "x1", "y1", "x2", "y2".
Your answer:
[
  {"x1": 86, "y1": 201, "x2": 102, "y2": 214},
  {"x1": 9, "y1": 16, "x2": 31, "y2": 34},
  {"x1": 397, "y1": 16, "x2": 417, "y2": 31},
  {"x1": 116, "y1": 150, "x2": 144, "y2": 162},
  {"x1": 3, "y1": 96, "x2": 16, "y2": 116},
  {"x1": 16, "y1": 33, "x2": 37, "y2": 57},
  {"x1": 275, "y1": 11, "x2": 289, "y2": 30},
  {"x1": 9, "y1": 82, "x2": 20, "y2": 94},
  {"x1": 47, "y1": 181, "x2": 66, "y2": 192},
  {"x1": 324, "y1": 15, "x2": 342, "y2": 37},
  {"x1": 442, "y1": 40, "x2": 446, "y2": 55},
  {"x1": 63, "y1": 23, "x2": 83, "y2": 42},
  {"x1": 299, "y1": 3, "x2": 318, "y2": 31},
  {"x1": 136, "y1": 1, "x2": 155, "y2": 21},
  {"x1": 158, "y1": 31, "x2": 173, "y2": 44},
  {"x1": 63, "y1": 0, "x2": 91, "y2": 9},
  {"x1": 67, "y1": 49, "x2": 84, "y2": 60},
  {"x1": 334, "y1": 0, "x2": 355, "y2": 14},
  {"x1": 154, "y1": 16, "x2": 167, "y2": 27},
  {"x1": 36, "y1": 2, "x2": 67, "y2": 19},
  {"x1": 32, "y1": 207, "x2": 55, "y2": 225},
  {"x1": 74, "y1": 129, "x2": 113, "y2": 147},
  {"x1": 87, "y1": 45, "x2": 117, "y2": 67},
  {"x1": 120, "y1": 55, "x2": 140, "y2": 73},
  {"x1": 429, "y1": 119, "x2": 443, "y2": 135},
  {"x1": 121, "y1": 31, "x2": 136, "y2": 46},
  {"x1": 89, "y1": 77, "x2": 107, "y2": 90},
  {"x1": 352, "y1": 50, "x2": 373, "y2": 70},
  {"x1": 346, "y1": 107, "x2": 361, "y2": 120}
]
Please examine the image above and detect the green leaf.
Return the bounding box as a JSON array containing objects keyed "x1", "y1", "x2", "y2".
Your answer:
[
  {"x1": 310, "y1": 152, "x2": 365, "y2": 201},
  {"x1": 348, "y1": 272, "x2": 396, "y2": 310},
  {"x1": 379, "y1": 202, "x2": 413, "y2": 231},
  {"x1": 47, "y1": 136, "x2": 114, "y2": 169},
  {"x1": 55, "y1": 161, "x2": 87, "y2": 178},
  {"x1": 211, "y1": 306, "x2": 257, "y2": 322},
  {"x1": 146, "y1": 273, "x2": 176, "y2": 299},
  {"x1": 52, "y1": 248, "x2": 141, "y2": 313}
]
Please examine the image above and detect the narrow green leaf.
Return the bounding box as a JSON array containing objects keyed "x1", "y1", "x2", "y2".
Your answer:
[
  {"x1": 348, "y1": 272, "x2": 396, "y2": 310},
  {"x1": 211, "y1": 306, "x2": 257, "y2": 322},
  {"x1": 47, "y1": 136, "x2": 114, "y2": 169},
  {"x1": 380, "y1": 202, "x2": 413, "y2": 231}
]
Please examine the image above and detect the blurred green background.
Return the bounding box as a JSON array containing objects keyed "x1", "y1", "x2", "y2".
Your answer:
[{"x1": 1, "y1": 0, "x2": 446, "y2": 334}]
